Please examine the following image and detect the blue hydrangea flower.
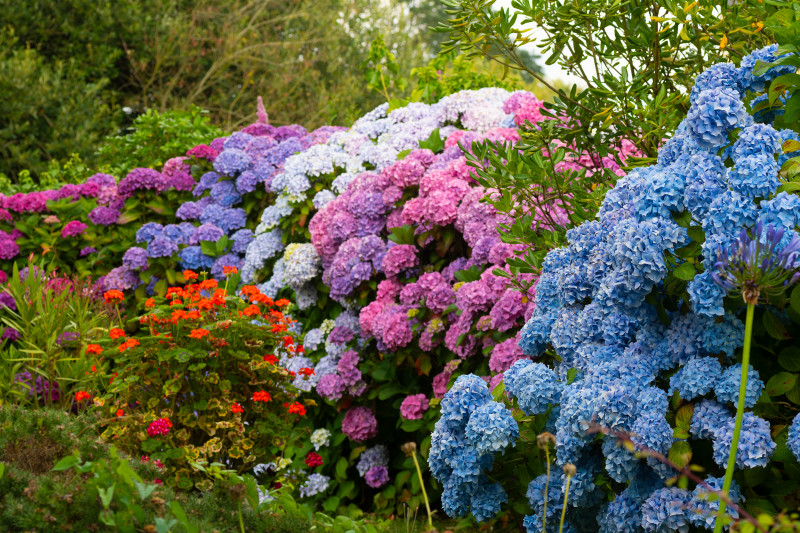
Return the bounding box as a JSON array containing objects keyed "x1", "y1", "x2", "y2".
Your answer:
[
  {"x1": 712, "y1": 412, "x2": 775, "y2": 469},
  {"x1": 787, "y1": 413, "x2": 800, "y2": 461},
  {"x1": 136, "y1": 222, "x2": 164, "y2": 244},
  {"x1": 464, "y1": 401, "x2": 519, "y2": 454},
  {"x1": 737, "y1": 43, "x2": 795, "y2": 93},
  {"x1": 714, "y1": 364, "x2": 764, "y2": 408},
  {"x1": 732, "y1": 123, "x2": 783, "y2": 160},
  {"x1": 669, "y1": 357, "x2": 721, "y2": 400},
  {"x1": 641, "y1": 487, "x2": 693, "y2": 532},
  {"x1": 178, "y1": 246, "x2": 215, "y2": 271},
  {"x1": 728, "y1": 154, "x2": 778, "y2": 199},
  {"x1": 470, "y1": 480, "x2": 508, "y2": 522},
  {"x1": 690, "y1": 62, "x2": 740, "y2": 104},
  {"x1": 686, "y1": 88, "x2": 750, "y2": 151},
  {"x1": 299, "y1": 473, "x2": 330, "y2": 498},
  {"x1": 209, "y1": 180, "x2": 242, "y2": 207},
  {"x1": 193, "y1": 171, "x2": 220, "y2": 197},
  {"x1": 440, "y1": 374, "x2": 493, "y2": 431},
  {"x1": 689, "y1": 476, "x2": 742, "y2": 530},
  {"x1": 597, "y1": 488, "x2": 644, "y2": 533},
  {"x1": 758, "y1": 191, "x2": 800, "y2": 232},
  {"x1": 690, "y1": 400, "x2": 732, "y2": 440},
  {"x1": 213, "y1": 148, "x2": 252, "y2": 177},
  {"x1": 504, "y1": 360, "x2": 563, "y2": 415}
]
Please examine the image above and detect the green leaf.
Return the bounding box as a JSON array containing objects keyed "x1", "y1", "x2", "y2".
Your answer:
[
  {"x1": 766, "y1": 372, "x2": 797, "y2": 397},
  {"x1": 668, "y1": 441, "x2": 692, "y2": 469},
  {"x1": 492, "y1": 381, "x2": 506, "y2": 401},
  {"x1": 778, "y1": 346, "x2": 800, "y2": 372},
  {"x1": 377, "y1": 384, "x2": 404, "y2": 400},
  {"x1": 134, "y1": 479, "x2": 156, "y2": 501},
  {"x1": 98, "y1": 485, "x2": 116, "y2": 508},
  {"x1": 675, "y1": 404, "x2": 694, "y2": 430},
  {"x1": 52, "y1": 454, "x2": 81, "y2": 472},
  {"x1": 396, "y1": 149, "x2": 413, "y2": 160},
  {"x1": 791, "y1": 284, "x2": 800, "y2": 314},
  {"x1": 335, "y1": 458, "x2": 348, "y2": 480},
  {"x1": 672, "y1": 262, "x2": 696, "y2": 281},
  {"x1": 763, "y1": 310, "x2": 791, "y2": 340},
  {"x1": 322, "y1": 496, "x2": 340, "y2": 513},
  {"x1": 418, "y1": 128, "x2": 444, "y2": 153},
  {"x1": 566, "y1": 368, "x2": 578, "y2": 384},
  {"x1": 454, "y1": 265, "x2": 483, "y2": 283},
  {"x1": 673, "y1": 209, "x2": 692, "y2": 228},
  {"x1": 686, "y1": 226, "x2": 705, "y2": 243}
]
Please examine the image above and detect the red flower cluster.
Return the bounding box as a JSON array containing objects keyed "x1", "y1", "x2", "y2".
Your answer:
[
  {"x1": 231, "y1": 402, "x2": 244, "y2": 413},
  {"x1": 252, "y1": 391, "x2": 272, "y2": 402},
  {"x1": 74, "y1": 391, "x2": 92, "y2": 403},
  {"x1": 103, "y1": 290, "x2": 124, "y2": 304},
  {"x1": 285, "y1": 402, "x2": 306, "y2": 416},
  {"x1": 109, "y1": 328, "x2": 126, "y2": 340},
  {"x1": 86, "y1": 344, "x2": 103, "y2": 355},
  {"x1": 305, "y1": 452, "x2": 323, "y2": 467},
  {"x1": 146, "y1": 417, "x2": 173, "y2": 437}
]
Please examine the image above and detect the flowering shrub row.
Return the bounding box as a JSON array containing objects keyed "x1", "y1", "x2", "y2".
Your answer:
[{"x1": 430, "y1": 44, "x2": 800, "y2": 531}]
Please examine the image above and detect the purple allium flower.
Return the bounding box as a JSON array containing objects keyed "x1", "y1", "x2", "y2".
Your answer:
[
  {"x1": 713, "y1": 222, "x2": 800, "y2": 304},
  {"x1": 61, "y1": 221, "x2": 88, "y2": 238},
  {"x1": 88, "y1": 206, "x2": 120, "y2": 226},
  {"x1": 80, "y1": 247, "x2": 96, "y2": 257},
  {"x1": 56, "y1": 331, "x2": 79, "y2": 345},
  {"x1": 365, "y1": 465, "x2": 390, "y2": 488},
  {"x1": 342, "y1": 406, "x2": 378, "y2": 442},
  {"x1": 123, "y1": 247, "x2": 149, "y2": 270},
  {"x1": 13, "y1": 370, "x2": 60, "y2": 401},
  {"x1": 118, "y1": 168, "x2": 166, "y2": 197},
  {"x1": 400, "y1": 394, "x2": 429, "y2": 420},
  {"x1": 0, "y1": 292, "x2": 15, "y2": 311}
]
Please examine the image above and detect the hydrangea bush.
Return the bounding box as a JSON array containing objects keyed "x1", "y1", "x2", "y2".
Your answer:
[
  {"x1": 238, "y1": 89, "x2": 640, "y2": 514},
  {"x1": 430, "y1": 45, "x2": 800, "y2": 530}
]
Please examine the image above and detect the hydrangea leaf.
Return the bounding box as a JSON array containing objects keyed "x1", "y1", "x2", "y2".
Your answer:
[
  {"x1": 763, "y1": 310, "x2": 791, "y2": 340},
  {"x1": 790, "y1": 284, "x2": 800, "y2": 315},
  {"x1": 766, "y1": 372, "x2": 797, "y2": 397},
  {"x1": 672, "y1": 262, "x2": 697, "y2": 281},
  {"x1": 668, "y1": 441, "x2": 692, "y2": 469},
  {"x1": 778, "y1": 347, "x2": 800, "y2": 372}
]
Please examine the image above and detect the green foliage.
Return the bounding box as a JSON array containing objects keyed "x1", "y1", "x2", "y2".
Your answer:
[
  {"x1": 99, "y1": 278, "x2": 310, "y2": 490},
  {"x1": 0, "y1": 260, "x2": 110, "y2": 409},
  {"x1": 95, "y1": 107, "x2": 225, "y2": 178}
]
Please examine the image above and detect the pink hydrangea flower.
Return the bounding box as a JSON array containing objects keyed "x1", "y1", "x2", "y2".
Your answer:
[
  {"x1": 341, "y1": 406, "x2": 378, "y2": 442},
  {"x1": 400, "y1": 394, "x2": 429, "y2": 420},
  {"x1": 61, "y1": 221, "x2": 88, "y2": 238}
]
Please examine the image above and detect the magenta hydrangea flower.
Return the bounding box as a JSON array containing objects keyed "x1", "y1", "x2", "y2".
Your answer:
[
  {"x1": 61, "y1": 221, "x2": 88, "y2": 238},
  {"x1": 0, "y1": 239, "x2": 19, "y2": 260},
  {"x1": 400, "y1": 394, "x2": 429, "y2": 420},
  {"x1": 342, "y1": 406, "x2": 378, "y2": 442},
  {"x1": 88, "y1": 206, "x2": 120, "y2": 226},
  {"x1": 317, "y1": 374, "x2": 346, "y2": 400},
  {"x1": 381, "y1": 245, "x2": 418, "y2": 278},
  {"x1": 80, "y1": 247, "x2": 97, "y2": 257}
]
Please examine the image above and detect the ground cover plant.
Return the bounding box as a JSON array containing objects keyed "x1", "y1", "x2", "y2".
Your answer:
[{"x1": 429, "y1": 33, "x2": 800, "y2": 532}]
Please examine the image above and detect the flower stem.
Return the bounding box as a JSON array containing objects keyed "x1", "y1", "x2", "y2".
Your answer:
[
  {"x1": 410, "y1": 450, "x2": 434, "y2": 531},
  {"x1": 237, "y1": 500, "x2": 245, "y2": 533},
  {"x1": 559, "y1": 473, "x2": 571, "y2": 533},
  {"x1": 543, "y1": 447, "x2": 551, "y2": 533},
  {"x1": 714, "y1": 302, "x2": 754, "y2": 533}
]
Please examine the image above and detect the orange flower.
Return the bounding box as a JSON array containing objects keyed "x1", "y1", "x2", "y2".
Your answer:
[
  {"x1": 263, "y1": 354, "x2": 278, "y2": 364},
  {"x1": 118, "y1": 338, "x2": 140, "y2": 352},
  {"x1": 240, "y1": 285, "x2": 260, "y2": 298},
  {"x1": 189, "y1": 328, "x2": 210, "y2": 339},
  {"x1": 116, "y1": 409, "x2": 124, "y2": 417},
  {"x1": 271, "y1": 323, "x2": 287, "y2": 334},
  {"x1": 166, "y1": 287, "x2": 184, "y2": 298},
  {"x1": 169, "y1": 299, "x2": 183, "y2": 306},
  {"x1": 109, "y1": 328, "x2": 126, "y2": 340},
  {"x1": 252, "y1": 391, "x2": 271, "y2": 402},
  {"x1": 86, "y1": 344, "x2": 103, "y2": 355},
  {"x1": 185, "y1": 310, "x2": 201, "y2": 320},
  {"x1": 286, "y1": 402, "x2": 306, "y2": 416},
  {"x1": 144, "y1": 298, "x2": 156, "y2": 308},
  {"x1": 104, "y1": 290, "x2": 124, "y2": 304},
  {"x1": 222, "y1": 265, "x2": 238, "y2": 276},
  {"x1": 199, "y1": 279, "x2": 218, "y2": 290},
  {"x1": 74, "y1": 391, "x2": 92, "y2": 403},
  {"x1": 171, "y1": 310, "x2": 187, "y2": 323},
  {"x1": 231, "y1": 402, "x2": 244, "y2": 414},
  {"x1": 242, "y1": 304, "x2": 260, "y2": 317},
  {"x1": 183, "y1": 270, "x2": 199, "y2": 281},
  {"x1": 211, "y1": 290, "x2": 227, "y2": 306},
  {"x1": 253, "y1": 294, "x2": 274, "y2": 306},
  {"x1": 275, "y1": 298, "x2": 290, "y2": 307},
  {"x1": 197, "y1": 298, "x2": 214, "y2": 310}
]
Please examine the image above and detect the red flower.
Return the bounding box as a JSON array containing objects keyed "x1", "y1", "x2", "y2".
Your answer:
[
  {"x1": 189, "y1": 328, "x2": 210, "y2": 339},
  {"x1": 263, "y1": 354, "x2": 278, "y2": 364},
  {"x1": 231, "y1": 402, "x2": 244, "y2": 414},
  {"x1": 116, "y1": 409, "x2": 124, "y2": 417},
  {"x1": 199, "y1": 279, "x2": 218, "y2": 290},
  {"x1": 298, "y1": 367, "x2": 315, "y2": 377},
  {"x1": 305, "y1": 452, "x2": 323, "y2": 468},
  {"x1": 103, "y1": 290, "x2": 124, "y2": 304},
  {"x1": 183, "y1": 270, "x2": 199, "y2": 281},
  {"x1": 242, "y1": 304, "x2": 260, "y2": 316},
  {"x1": 222, "y1": 265, "x2": 238, "y2": 276},
  {"x1": 275, "y1": 298, "x2": 290, "y2": 307},
  {"x1": 147, "y1": 417, "x2": 172, "y2": 437},
  {"x1": 109, "y1": 328, "x2": 126, "y2": 340},
  {"x1": 118, "y1": 338, "x2": 140, "y2": 352},
  {"x1": 74, "y1": 391, "x2": 92, "y2": 403},
  {"x1": 144, "y1": 298, "x2": 156, "y2": 308},
  {"x1": 252, "y1": 391, "x2": 272, "y2": 402},
  {"x1": 286, "y1": 402, "x2": 306, "y2": 416},
  {"x1": 85, "y1": 344, "x2": 103, "y2": 355},
  {"x1": 282, "y1": 335, "x2": 294, "y2": 347}
]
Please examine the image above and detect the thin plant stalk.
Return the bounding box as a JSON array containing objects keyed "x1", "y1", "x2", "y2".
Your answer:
[
  {"x1": 410, "y1": 449, "x2": 434, "y2": 532},
  {"x1": 543, "y1": 446, "x2": 551, "y2": 533},
  {"x1": 559, "y1": 471, "x2": 572, "y2": 533},
  {"x1": 714, "y1": 302, "x2": 755, "y2": 533}
]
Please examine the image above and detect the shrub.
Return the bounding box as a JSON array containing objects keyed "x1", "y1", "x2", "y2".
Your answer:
[{"x1": 97, "y1": 273, "x2": 313, "y2": 491}]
